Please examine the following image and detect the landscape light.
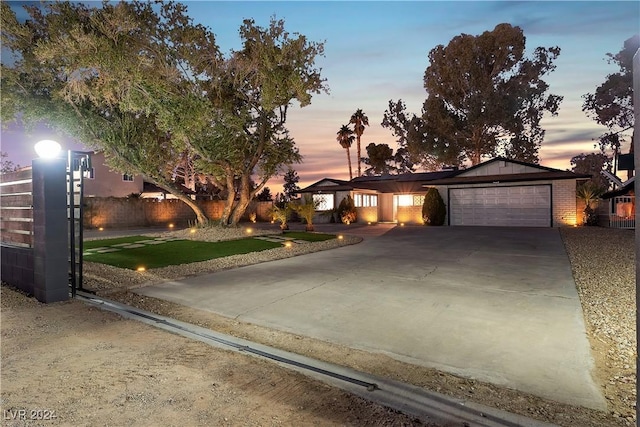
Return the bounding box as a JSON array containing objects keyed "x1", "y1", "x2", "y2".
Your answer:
[
  {"x1": 136, "y1": 266, "x2": 146, "y2": 272},
  {"x1": 284, "y1": 241, "x2": 292, "y2": 248},
  {"x1": 190, "y1": 228, "x2": 196, "y2": 234},
  {"x1": 338, "y1": 235, "x2": 343, "y2": 240},
  {"x1": 169, "y1": 223, "x2": 174, "y2": 228},
  {"x1": 246, "y1": 228, "x2": 253, "y2": 234},
  {"x1": 400, "y1": 223, "x2": 405, "y2": 227},
  {"x1": 34, "y1": 139, "x2": 62, "y2": 159},
  {"x1": 98, "y1": 227, "x2": 104, "y2": 231}
]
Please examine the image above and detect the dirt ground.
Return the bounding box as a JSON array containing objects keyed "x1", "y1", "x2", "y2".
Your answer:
[
  {"x1": 0, "y1": 226, "x2": 635, "y2": 426},
  {"x1": 1, "y1": 286, "x2": 428, "y2": 427}
]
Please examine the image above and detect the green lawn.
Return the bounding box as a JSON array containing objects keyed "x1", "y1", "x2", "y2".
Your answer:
[
  {"x1": 83, "y1": 232, "x2": 336, "y2": 270},
  {"x1": 84, "y1": 237, "x2": 281, "y2": 270},
  {"x1": 282, "y1": 231, "x2": 335, "y2": 242}
]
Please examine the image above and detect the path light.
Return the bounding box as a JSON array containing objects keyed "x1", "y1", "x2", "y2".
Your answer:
[
  {"x1": 98, "y1": 227, "x2": 104, "y2": 231},
  {"x1": 168, "y1": 223, "x2": 174, "y2": 228},
  {"x1": 190, "y1": 228, "x2": 196, "y2": 234},
  {"x1": 284, "y1": 241, "x2": 292, "y2": 248},
  {"x1": 34, "y1": 139, "x2": 62, "y2": 159},
  {"x1": 136, "y1": 266, "x2": 146, "y2": 272},
  {"x1": 245, "y1": 228, "x2": 253, "y2": 234},
  {"x1": 338, "y1": 235, "x2": 344, "y2": 240}
]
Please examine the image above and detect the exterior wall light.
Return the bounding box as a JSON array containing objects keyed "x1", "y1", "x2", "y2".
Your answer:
[{"x1": 34, "y1": 139, "x2": 62, "y2": 159}]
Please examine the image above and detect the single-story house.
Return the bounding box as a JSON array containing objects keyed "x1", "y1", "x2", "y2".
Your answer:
[{"x1": 298, "y1": 157, "x2": 589, "y2": 227}]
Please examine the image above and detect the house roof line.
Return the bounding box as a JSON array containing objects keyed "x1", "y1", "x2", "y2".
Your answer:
[{"x1": 423, "y1": 171, "x2": 590, "y2": 186}]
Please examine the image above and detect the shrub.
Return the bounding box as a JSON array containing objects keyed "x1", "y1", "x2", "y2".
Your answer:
[
  {"x1": 422, "y1": 188, "x2": 446, "y2": 226},
  {"x1": 576, "y1": 181, "x2": 605, "y2": 226},
  {"x1": 267, "y1": 205, "x2": 291, "y2": 231},
  {"x1": 338, "y1": 195, "x2": 357, "y2": 224},
  {"x1": 290, "y1": 195, "x2": 320, "y2": 231}
]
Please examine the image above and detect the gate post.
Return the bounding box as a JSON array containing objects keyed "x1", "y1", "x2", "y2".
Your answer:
[{"x1": 32, "y1": 157, "x2": 69, "y2": 303}]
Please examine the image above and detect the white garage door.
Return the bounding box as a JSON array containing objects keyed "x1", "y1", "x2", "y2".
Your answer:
[{"x1": 449, "y1": 185, "x2": 551, "y2": 227}]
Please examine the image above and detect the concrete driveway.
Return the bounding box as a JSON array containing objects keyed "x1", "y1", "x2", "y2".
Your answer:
[{"x1": 137, "y1": 225, "x2": 605, "y2": 410}]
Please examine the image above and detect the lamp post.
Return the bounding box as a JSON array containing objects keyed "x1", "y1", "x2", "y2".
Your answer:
[
  {"x1": 32, "y1": 140, "x2": 91, "y2": 301},
  {"x1": 32, "y1": 140, "x2": 68, "y2": 302}
]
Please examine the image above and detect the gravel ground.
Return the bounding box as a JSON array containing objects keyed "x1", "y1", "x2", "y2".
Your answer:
[
  {"x1": 559, "y1": 227, "x2": 636, "y2": 424},
  {"x1": 3, "y1": 225, "x2": 636, "y2": 426}
]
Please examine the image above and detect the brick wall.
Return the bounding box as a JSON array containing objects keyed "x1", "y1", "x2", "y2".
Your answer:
[
  {"x1": 552, "y1": 179, "x2": 578, "y2": 226},
  {"x1": 83, "y1": 197, "x2": 273, "y2": 228}
]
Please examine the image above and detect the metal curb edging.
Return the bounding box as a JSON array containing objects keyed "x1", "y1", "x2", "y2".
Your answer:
[{"x1": 77, "y1": 292, "x2": 558, "y2": 427}]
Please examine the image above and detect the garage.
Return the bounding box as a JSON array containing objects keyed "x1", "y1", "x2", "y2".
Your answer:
[{"x1": 449, "y1": 185, "x2": 551, "y2": 227}]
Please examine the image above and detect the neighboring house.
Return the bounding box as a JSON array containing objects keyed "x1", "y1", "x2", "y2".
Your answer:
[
  {"x1": 599, "y1": 180, "x2": 635, "y2": 229},
  {"x1": 298, "y1": 157, "x2": 588, "y2": 227},
  {"x1": 83, "y1": 151, "x2": 144, "y2": 198},
  {"x1": 598, "y1": 153, "x2": 635, "y2": 229}
]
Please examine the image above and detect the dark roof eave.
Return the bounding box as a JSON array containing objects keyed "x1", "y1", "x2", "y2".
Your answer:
[{"x1": 424, "y1": 172, "x2": 588, "y2": 186}]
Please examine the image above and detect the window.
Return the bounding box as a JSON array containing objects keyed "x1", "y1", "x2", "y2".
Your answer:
[
  {"x1": 397, "y1": 195, "x2": 413, "y2": 206},
  {"x1": 354, "y1": 193, "x2": 378, "y2": 207},
  {"x1": 398, "y1": 194, "x2": 424, "y2": 207},
  {"x1": 122, "y1": 173, "x2": 134, "y2": 182},
  {"x1": 313, "y1": 194, "x2": 333, "y2": 211},
  {"x1": 84, "y1": 167, "x2": 95, "y2": 179}
]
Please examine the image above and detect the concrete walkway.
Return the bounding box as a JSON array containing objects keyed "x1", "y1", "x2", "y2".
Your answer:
[{"x1": 136, "y1": 225, "x2": 605, "y2": 410}]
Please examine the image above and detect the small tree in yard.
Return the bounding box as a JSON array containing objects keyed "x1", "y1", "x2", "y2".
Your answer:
[
  {"x1": 268, "y1": 205, "x2": 291, "y2": 231},
  {"x1": 576, "y1": 181, "x2": 605, "y2": 226},
  {"x1": 422, "y1": 188, "x2": 446, "y2": 226},
  {"x1": 291, "y1": 194, "x2": 320, "y2": 231},
  {"x1": 338, "y1": 195, "x2": 357, "y2": 225}
]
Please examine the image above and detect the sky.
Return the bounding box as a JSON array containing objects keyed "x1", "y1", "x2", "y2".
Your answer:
[{"x1": 1, "y1": 1, "x2": 639, "y2": 194}]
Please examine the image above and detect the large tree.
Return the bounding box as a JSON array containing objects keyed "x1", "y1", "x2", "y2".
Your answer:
[
  {"x1": 582, "y1": 35, "x2": 639, "y2": 153},
  {"x1": 570, "y1": 152, "x2": 612, "y2": 189},
  {"x1": 383, "y1": 23, "x2": 562, "y2": 167},
  {"x1": 282, "y1": 167, "x2": 300, "y2": 202},
  {"x1": 336, "y1": 125, "x2": 354, "y2": 180},
  {"x1": 361, "y1": 142, "x2": 396, "y2": 176},
  {"x1": 1, "y1": 2, "x2": 327, "y2": 226},
  {"x1": 349, "y1": 109, "x2": 369, "y2": 177}
]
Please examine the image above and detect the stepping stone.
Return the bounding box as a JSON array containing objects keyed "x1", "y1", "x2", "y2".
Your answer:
[
  {"x1": 87, "y1": 247, "x2": 109, "y2": 251},
  {"x1": 293, "y1": 240, "x2": 307, "y2": 244},
  {"x1": 122, "y1": 244, "x2": 146, "y2": 249},
  {"x1": 96, "y1": 248, "x2": 121, "y2": 253},
  {"x1": 143, "y1": 240, "x2": 167, "y2": 245},
  {"x1": 136, "y1": 240, "x2": 159, "y2": 244},
  {"x1": 112, "y1": 243, "x2": 137, "y2": 247},
  {"x1": 262, "y1": 238, "x2": 286, "y2": 243}
]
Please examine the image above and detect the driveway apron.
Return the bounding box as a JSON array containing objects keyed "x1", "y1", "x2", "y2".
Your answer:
[{"x1": 137, "y1": 225, "x2": 605, "y2": 410}]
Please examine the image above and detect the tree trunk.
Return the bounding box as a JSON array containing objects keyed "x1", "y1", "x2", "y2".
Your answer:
[
  {"x1": 229, "y1": 174, "x2": 252, "y2": 226},
  {"x1": 219, "y1": 170, "x2": 235, "y2": 226},
  {"x1": 346, "y1": 148, "x2": 353, "y2": 180},
  {"x1": 148, "y1": 178, "x2": 209, "y2": 225},
  {"x1": 356, "y1": 135, "x2": 361, "y2": 177}
]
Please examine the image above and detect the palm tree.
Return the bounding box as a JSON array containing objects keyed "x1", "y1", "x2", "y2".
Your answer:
[
  {"x1": 337, "y1": 125, "x2": 355, "y2": 180},
  {"x1": 349, "y1": 109, "x2": 369, "y2": 177}
]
